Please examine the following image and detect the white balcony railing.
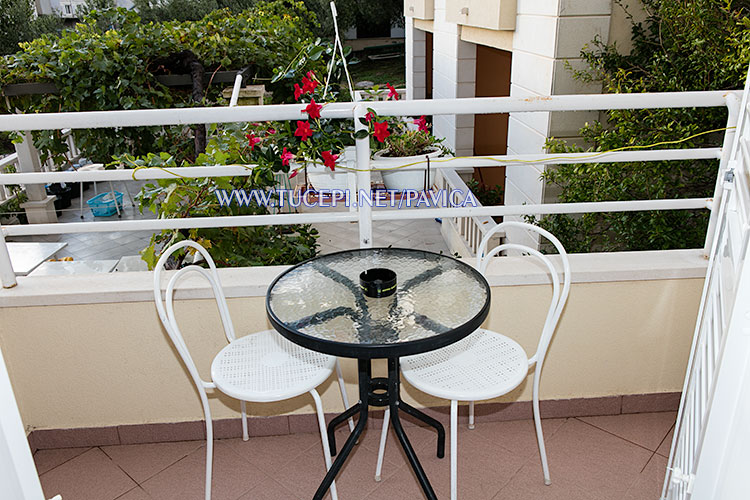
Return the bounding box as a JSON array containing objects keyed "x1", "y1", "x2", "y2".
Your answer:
[{"x1": 0, "y1": 90, "x2": 740, "y2": 291}]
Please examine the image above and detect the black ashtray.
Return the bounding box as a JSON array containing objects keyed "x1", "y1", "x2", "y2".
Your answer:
[{"x1": 360, "y1": 268, "x2": 397, "y2": 298}]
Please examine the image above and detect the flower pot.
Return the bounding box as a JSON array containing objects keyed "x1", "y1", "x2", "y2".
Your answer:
[
  {"x1": 295, "y1": 153, "x2": 351, "y2": 192},
  {"x1": 372, "y1": 147, "x2": 443, "y2": 191}
]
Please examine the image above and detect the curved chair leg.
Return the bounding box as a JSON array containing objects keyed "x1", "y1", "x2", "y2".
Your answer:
[
  {"x1": 468, "y1": 401, "x2": 475, "y2": 430},
  {"x1": 201, "y1": 398, "x2": 214, "y2": 500},
  {"x1": 310, "y1": 389, "x2": 338, "y2": 500},
  {"x1": 532, "y1": 370, "x2": 551, "y2": 485},
  {"x1": 374, "y1": 407, "x2": 390, "y2": 481},
  {"x1": 240, "y1": 400, "x2": 249, "y2": 442},
  {"x1": 335, "y1": 359, "x2": 355, "y2": 432},
  {"x1": 450, "y1": 400, "x2": 458, "y2": 500}
]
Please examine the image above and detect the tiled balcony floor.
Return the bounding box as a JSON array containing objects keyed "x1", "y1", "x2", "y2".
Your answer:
[{"x1": 35, "y1": 411, "x2": 675, "y2": 500}]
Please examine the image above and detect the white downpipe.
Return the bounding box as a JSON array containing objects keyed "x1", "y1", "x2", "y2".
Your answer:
[
  {"x1": 0, "y1": 91, "x2": 736, "y2": 132},
  {"x1": 354, "y1": 104, "x2": 372, "y2": 248},
  {"x1": 0, "y1": 148, "x2": 723, "y2": 185},
  {"x1": 0, "y1": 346, "x2": 45, "y2": 500},
  {"x1": 0, "y1": 228, "x2": 16, "y2": 288}
]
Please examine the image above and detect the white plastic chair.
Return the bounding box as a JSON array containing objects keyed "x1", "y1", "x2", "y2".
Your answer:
[
  {"x1": 153, "y1": 240, "x2": 353, "y2": 500},
  {"x1": 373, "y1": 221, "x2": 571, "y2": 499}
]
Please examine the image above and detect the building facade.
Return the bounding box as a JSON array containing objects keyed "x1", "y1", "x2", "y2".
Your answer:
[{"x1": 404, "y1": 0, "x2": 643, "y2": 246}]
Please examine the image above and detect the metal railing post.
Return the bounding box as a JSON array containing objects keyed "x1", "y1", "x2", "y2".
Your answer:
[
  {"x1": 0, "y1": 227, "x2": 17, "y2": 288},
  {"x1": 704, "y1": 93, "x2": 742, "y2": 256},
  {"x1": 354, "y1": 104, "x2": 372, "y2": 248}
]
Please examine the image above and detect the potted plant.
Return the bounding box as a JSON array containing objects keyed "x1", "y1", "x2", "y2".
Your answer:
[{"x1": 370, "y1": 115, "x2": 447, "y2": 191}]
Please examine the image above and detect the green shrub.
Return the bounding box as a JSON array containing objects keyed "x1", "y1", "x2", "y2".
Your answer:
[
  {"x1": 533, "y1": 0, "x2": 750, "y2": 253},
  {"x1": 0, "y1": 2, "x2": 322, "y2": 164}
]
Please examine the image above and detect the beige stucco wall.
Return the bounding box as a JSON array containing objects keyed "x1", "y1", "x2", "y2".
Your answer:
[{"x1": 0, "y1": 275, "x2": 701, "y2": 431}]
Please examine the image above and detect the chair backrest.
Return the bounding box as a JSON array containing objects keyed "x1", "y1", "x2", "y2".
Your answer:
[
  {"x1": 476, "y1": 221, "x2": 571, "y2": 368},
  {"x1": 153, "y1": 240, "x2": 236, "y2": 391}
]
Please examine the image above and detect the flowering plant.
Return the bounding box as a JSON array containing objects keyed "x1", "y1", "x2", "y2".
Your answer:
[{"x1": 242, "y1": 71, "x2": 441, "y2": 180}]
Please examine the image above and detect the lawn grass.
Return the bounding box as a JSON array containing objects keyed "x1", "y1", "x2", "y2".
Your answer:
[{"x1": 348, "y1": 55, "x2": 405, "y2": 88}]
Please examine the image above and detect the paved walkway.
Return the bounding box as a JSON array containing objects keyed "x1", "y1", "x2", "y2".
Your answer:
[{"x1": 35, "y1": 411, "x2": 675, "y2": 500}]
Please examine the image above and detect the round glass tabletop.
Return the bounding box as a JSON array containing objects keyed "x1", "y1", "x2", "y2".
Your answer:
[{"x1": 266, "y1": 248, "x2": 491, "y2": 358}]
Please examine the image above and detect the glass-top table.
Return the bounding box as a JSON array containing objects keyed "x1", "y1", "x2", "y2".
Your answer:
[{"x1": 266, "y1": 248, "x2": 490, "y2": 500}]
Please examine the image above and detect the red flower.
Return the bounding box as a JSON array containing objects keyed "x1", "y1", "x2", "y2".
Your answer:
[
  {"x1": 294, "y1": 84, "x2": 303, "y2": 101},
  {"x1": 301, "y1": 74, "x2": 318, "y2": 94},
  {"x1": 373, "y1": 121, "x2": 390, "y2": 143},
  {"x1": 267, "y1": 128, "x2": 276, "y2": 135},
  {"x1": 280, "y1": 147, "x2": 294, "y2": 166},
  {"x1": 365, "y1": 111, "x2": 375, "y2": 123},
  {"x1": 294, "y1": 120, "x2": 313, "y2": 141},
  {"x1": 245, "y1": 132, "x2": 262, "y2": 150},
  {"x1": 303, "y1": 99, "x2": 323, "y2": 119},
  {"x1": 414, "y1": 116, "x2": 429, "y2": 132},
  {"x1": 386, "y1": 83, "x2": 399, "y2": 100},
  {"x1": 289, "y1": 168, "x2": 299, "y2": 179},
  {"x1": 321, "y1": 150, "x2": 339, "y2": 171}
]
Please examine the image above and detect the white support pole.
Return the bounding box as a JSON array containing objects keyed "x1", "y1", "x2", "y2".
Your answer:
[
  {"x1": 354, "y1": 104, "x2": 372, "y2": 248},
  {"x1": 229, "y1": 74, "x2": 243, "y2": 107},
  {"x1": 0, "y1": 228, "x2": 17, "y2": 288}
]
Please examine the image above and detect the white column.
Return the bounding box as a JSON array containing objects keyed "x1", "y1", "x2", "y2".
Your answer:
[
  {"x1": 15, "y1": 131, "x2": 58, "y2": 224},
  {"x1": 432, "y1": 0, "x2": 476, "y2": 158},
  {"x1": 405, "y1": 17, "x2": 427, "y2": 101}
]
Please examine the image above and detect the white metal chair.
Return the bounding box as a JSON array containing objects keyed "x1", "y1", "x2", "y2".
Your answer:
[
  {"x1": 153, "y1": 240, "x2": 353, "y2": 500},
  {"x1": 373, "y1": 221, "x2": 571, "y2": 499}
]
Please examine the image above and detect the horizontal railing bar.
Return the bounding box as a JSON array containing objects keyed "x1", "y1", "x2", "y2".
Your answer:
[
  {"x1": 0, "y1": 91, "x2": 738, "y2": 132},
  {"x1": 2, "y1": 198, "x2": 709, "y2": 237},
  {"x1": 0, "y1": 154, "x2": 19, "y2": 169},
  {"x1": 0, "y1": 148, "x2": 723, "y2": 184},
  {"x1": 2, "y1": 211, "x2": 359, "y2": 236},
  {"x1": 370, "y1": 198, "x2": 711, "y2": 220}
]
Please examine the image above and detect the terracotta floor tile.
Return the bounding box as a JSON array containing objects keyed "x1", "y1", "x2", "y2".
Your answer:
[
  {"x1": 236, "y1": 475, "x2": 304, "y2": 500},
  {"x1": 223, "y1": 432, "x2": 321, "y2": 476},
  {"x1": 115, "y1": 486, "x2": 152, "y2": 500},
  {"x1": 656, "y1": 426, "x2": 674, "y2": 458},
  {"x1": 273, "y1": 437, "x2": 395, "y2": 500},
  {"x1": 578, "y1": 412, "x2": 677, "y2": 451},
  {"x1": 34, "y1": 446, "x2": 90, "y2": 475},
  {"x1": 140, "y1": 441, "x2": 265, "y2": 500},
  {"x1": 39, "y1": 448, "x2": 137, "y2": 500},
  {"x1": 101, "y1": 440, "x2": 203, "y2": 483},
  {"x1": 367, "y1": 424, "x2": 527, "y2": 500},
  {"x1": 360, "y1": 421, "x2": 437, "y2": 470},
  {"x1": 537, "y1": 419, "x2": 653, "y2": 500},
  {"x1": 624, "y1": 454, "x2": 668, "y2": 500}
]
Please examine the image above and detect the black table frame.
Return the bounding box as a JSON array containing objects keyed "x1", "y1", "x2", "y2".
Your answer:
[
  {"x1": 318, "y1": 356, "x2": 445, "y2": 500},
  {"x1": 265, "y1": 248, "x2": 491, "y2": 499}
]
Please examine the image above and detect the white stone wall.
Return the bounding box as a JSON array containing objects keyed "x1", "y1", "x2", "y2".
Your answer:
[
  {"x1": 504, "y1": 0, "x2": 611, "y2": 247},
  {"x1": 429, "y1": 0, "x2": 476, "y2": 158},
  {"x1": 405, "y1": 17, "x2": 427, "y2": 100}
]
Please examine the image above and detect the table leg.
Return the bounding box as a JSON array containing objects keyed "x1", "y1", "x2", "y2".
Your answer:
[
  {"x1": 327, "y1": 403, "x2": 360, "y2": 455},
  {"x1": 398, "y1": 400, "x2": 446, "y2": 458},
  {"x1": 387, "y1": 357, "x2": 438, "y2": 500},
  {"x1": 313, "y1": 359, "x2": 370, "y2": 500}
]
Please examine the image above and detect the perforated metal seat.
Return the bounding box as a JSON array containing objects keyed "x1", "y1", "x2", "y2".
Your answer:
[
  {"x1": 374, "y1": 222, "x2": 571, "y2": 499},
  {"x1": 401, "y1": 328, "x2": 528, "y2": 402},
  {"x1": 212, "y1": 329, "x2": 336, "y2": 403},
  {"x1": 154, "y1": 240, "x2": 352, "y2": 500}
]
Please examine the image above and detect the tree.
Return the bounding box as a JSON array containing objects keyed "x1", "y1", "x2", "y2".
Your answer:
[
  {"x1": 0, "y1": 0, "x2": 63, "y2": 56},
  {"x1": 535, "y1": 0, "x2": 750, "y2": 252}
]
